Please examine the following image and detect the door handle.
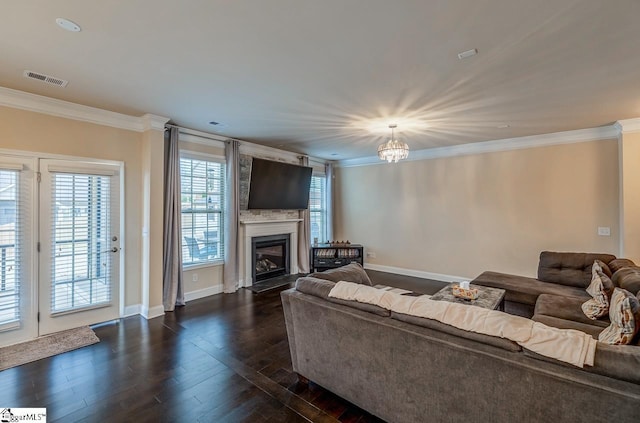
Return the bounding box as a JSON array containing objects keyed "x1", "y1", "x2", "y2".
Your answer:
[{"x1": 102, "y1": 247, "x2": 120, "y2": 253}]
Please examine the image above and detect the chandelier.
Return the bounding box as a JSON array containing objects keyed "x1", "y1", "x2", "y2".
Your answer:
[{"x1": 377, "y1": 124, "x2": 409, "y2": 163}]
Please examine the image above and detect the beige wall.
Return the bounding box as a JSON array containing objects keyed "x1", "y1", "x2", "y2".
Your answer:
[
  {"x1": 0, "y1": 106, "x2": 144, "y2": 307},
  {"x1": 620, "y1": 131, "x2": 640, "y2": 263},
  {"x1": 180, "y1": 140, "x2": 224, "y2": 157},
  {"x1": 334, "y1": 139, "x2": 620, "y2": 279}
]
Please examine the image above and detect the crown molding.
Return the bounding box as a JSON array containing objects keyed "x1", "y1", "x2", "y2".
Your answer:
[
  {"x1": 337, "y1": 125, "x2": 621, "y2": 168},
  {"x1": 615, "y1": 118, "x2": 640, "y2": 134},
  {"x1": 0, "y1": 86, "x2": 168, "y2": 132},
  {"x1": 142, "y1": 114, "x2": 170, "y2": 131}
]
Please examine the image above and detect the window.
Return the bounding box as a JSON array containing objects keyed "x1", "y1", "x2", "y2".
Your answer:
[
  {"x1": 50, "y1": 173, "x2": 112, "y2": 312},
  {"x1": 180, "y1": 155, "x2": 224, "y2": 266},
  {"x1": 309, "y1": 174, "x2": 327, "y2": 244}
]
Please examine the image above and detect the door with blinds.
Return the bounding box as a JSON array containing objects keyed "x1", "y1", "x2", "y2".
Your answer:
[
  {"x1": 38, "y1": 159, "x2": 121, "y2": 336},
  {"x1": 0, "y1": 156, "x2": 36, "y2": 347}
]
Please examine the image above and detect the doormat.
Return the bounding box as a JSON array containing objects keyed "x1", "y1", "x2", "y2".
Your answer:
[
  {"x1": 0, "y1": 326, "x2": 99, "y2": 371},
  {"x1": 245, "y1": 274, "x2": 302, "y2": 293}
]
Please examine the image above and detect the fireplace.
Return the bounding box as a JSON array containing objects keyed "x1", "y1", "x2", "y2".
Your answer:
[{"x1": 251, "y1": 234, "x2": 290, "y2": 282}]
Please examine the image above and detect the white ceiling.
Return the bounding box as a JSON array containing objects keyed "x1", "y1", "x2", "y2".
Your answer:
[{"x1": 1, "y1": 0, "x2": 639, "y2": 160}]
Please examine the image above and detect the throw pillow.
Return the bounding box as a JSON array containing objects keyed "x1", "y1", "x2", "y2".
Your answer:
[
  {"x1": 581, "y1": 266, "x2": 615, "y2": 320},
  {"x1": 611, "y1": 267, "x2": 640, "y2": 295},
  {"x1": 309, "y1": 262, "x2": 373, "y2": 286},
  {"x1": 598, "y1": 288, "x2": 640, "y2": 345},
  {"x1": 593, "y1": 259, "x2": 613, "y2": 278}
]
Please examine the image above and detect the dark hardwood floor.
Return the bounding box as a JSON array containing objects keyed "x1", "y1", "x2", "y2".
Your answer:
[{"x1": 0, "y1": 270, "x2": 446, "y2": 423}]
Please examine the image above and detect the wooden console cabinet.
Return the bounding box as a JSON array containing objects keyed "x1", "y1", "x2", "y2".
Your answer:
[{"x1": 311, "y1": 244, "x2": 364, "y2": 272}]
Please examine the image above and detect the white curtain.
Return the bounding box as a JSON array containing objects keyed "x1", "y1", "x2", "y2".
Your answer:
[
  {"x1": 325, "y1": 162, "x2": 334, "y2": 242},
  {"x1": 162, "y1": 127, "x2": 185, "y2": 311},
  {"x1": 298, "y1": 156, "x2": 311, "y2": 273},
  {"x1": 223, "y1": 139, "x2": 240, "y2": 292}
]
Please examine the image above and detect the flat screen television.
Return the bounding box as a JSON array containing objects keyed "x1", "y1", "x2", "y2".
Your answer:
[{"x1": 247, "y1": 158, "x2": 313, "y2": 210}]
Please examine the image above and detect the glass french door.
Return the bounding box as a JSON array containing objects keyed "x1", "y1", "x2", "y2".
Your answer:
[
  {"x1": 0, "y1": 156, "x2": 36, "y2": 348},
  {"x1": 38, "y1": 159, "x2": 121, "y2": 336}
]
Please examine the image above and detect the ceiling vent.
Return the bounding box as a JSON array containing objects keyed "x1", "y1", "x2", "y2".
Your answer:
[{"x1": 23, "y1": 70, "x2": 68, "y2": 87}]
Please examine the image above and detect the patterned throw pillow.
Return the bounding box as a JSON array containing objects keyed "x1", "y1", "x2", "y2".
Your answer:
[
  {"x1": 581, "y1": 262, "x2": 615, "y2": 319},
  {"x1": 598, "y1": 288, "x2": 640, "y2": 345},
  {"x1": 593, "y1": 259, "x2": 613, "y2": 278}
]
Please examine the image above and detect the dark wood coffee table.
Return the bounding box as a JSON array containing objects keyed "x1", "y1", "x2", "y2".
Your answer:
[{"x1": 431, "y1": 283, "x2": 506, "y2": 311}]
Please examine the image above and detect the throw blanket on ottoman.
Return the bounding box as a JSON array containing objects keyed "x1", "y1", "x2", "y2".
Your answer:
[{"x1": 328, "y1": 281, "x2": 597, "y2": 368}]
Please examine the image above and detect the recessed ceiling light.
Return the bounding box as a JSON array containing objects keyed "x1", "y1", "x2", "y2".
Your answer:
[
  {"x1": 55, "y1": 18, "x2": 81, "y2": 32},
  {"x1": 457, "y1": 48, "x2": 478, "y2": 60},
  {"x1": 497, "y1": 124, "x2": 510, "y2": 129},
  {"x1": 208, "y1": 121, "x2": 228, "y2": 130}
]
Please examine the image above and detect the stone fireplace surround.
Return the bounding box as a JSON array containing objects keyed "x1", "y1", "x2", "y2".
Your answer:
[{"x1": 240, "y1": 219, "x2": 301, "y2": 286}]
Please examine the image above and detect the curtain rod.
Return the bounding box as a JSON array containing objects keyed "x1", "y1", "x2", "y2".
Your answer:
[
  {"x1": 166, "y1": 123, "x2": 330, "y2": 164},
  {"x1": 165, "y1": 123, "x2": 231, "y2": 143}
]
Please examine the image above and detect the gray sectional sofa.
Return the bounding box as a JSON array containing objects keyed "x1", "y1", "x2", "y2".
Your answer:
[{"x1": 281, "y1": 261, "x2": 640, "y2": 423}]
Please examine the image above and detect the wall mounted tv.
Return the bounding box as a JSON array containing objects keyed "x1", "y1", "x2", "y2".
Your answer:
[{"x1": 247, "y1": 158, "x2": 313, "y2": 210}]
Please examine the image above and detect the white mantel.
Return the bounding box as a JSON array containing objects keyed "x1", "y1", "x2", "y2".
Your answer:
[{"x1": 240, "y1": 219, "x2": 302, "y2": 286}]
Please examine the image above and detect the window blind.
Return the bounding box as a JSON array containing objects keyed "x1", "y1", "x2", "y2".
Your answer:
[
  {"x1": 309, "y1": 174, "x2": 327, "y2": 243},
  {"x1": 50, "y1": 173, "x2": 112, "y2": 313},
  {"x1": 180, "y1": 157, "x2": 225, "y2": 266},
  {"x1": 0, "y1": 169, "x2": 26, "y2": 330}
]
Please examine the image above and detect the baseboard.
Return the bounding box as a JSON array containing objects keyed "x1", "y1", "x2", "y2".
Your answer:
[
  {"x1": 185, "y1": 285, "x2": 223, "y2": 302},
  {"x1": 364, "y1": 263, "x2": 469, "y2": 283},
  {"x1": 122, "y1": 304, "x2": 141, "y2": 318},
  {"x1": 140, "y1": 305, "x2": 165, "y2": 320},
  {"x1": 124, "y1": 288, "x2": 222, "y2": 317}
]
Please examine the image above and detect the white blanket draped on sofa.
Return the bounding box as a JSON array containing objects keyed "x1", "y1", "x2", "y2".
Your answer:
[{"x1": 328, "y1": 281, "x2": 597, "y2": 368}]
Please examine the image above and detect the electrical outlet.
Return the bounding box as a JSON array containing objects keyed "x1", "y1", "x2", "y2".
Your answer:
[
  {"x1": 192, "y1": 273, "x2": 199, "y2": 282},
  {"x1": 367, "y1": 252, "x2": 377, "y2": 258},
  {"x1": 597, "y1": 227, "x2": 611, "y2": 236}
]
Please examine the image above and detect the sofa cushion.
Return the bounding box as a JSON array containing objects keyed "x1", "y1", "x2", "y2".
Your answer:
[
  {"x1": 598, "y1": 288, "x2": 640, "y2": 345},
  {"x1": 537, "y1": 251, "x2": 616, "y2": 288},
  {"x1": 295, "y1": 276, "x2": 333, "y2": 297},
  {"x1": 295, "y1": 276, "x2": 389, "y2": 317},
  {"x1": 309, "y1": 262, "x2": 373, "y2": 286},
  {"x1": 608, "y1": 258, "x2": 637, "y2": 274},
  {"x1": 589, "y1": 343, "x2": 640, "y2": 384},
  {"x1": 535, "y1": 294, "x2": 610, "y2": 329},
  {"x1": 581, "y1": 266, "x2": 615, "y2": 320},
  {"x1": 391, "y1": 312, "x2": 522, "y2": 353},
  {"x1": 611, "y1": 267, "x2": 640, "y2": 295},
  {"x1": 472, "y1": 271, "x2": 588, "y2": 306}
]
